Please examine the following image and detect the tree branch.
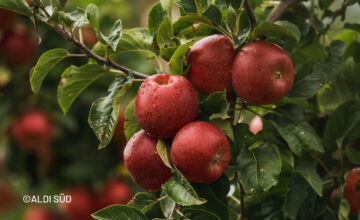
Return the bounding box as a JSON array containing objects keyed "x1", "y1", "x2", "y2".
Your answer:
[
  {"x1": 267, "y1": 0, "x2": 305, "y2": 22},
  {"x1": 244, "y1": 0, "x2": 257, "y2": 25},
  {"x1": 39, "y1": 9, "x2": 149, "y2": 79}
]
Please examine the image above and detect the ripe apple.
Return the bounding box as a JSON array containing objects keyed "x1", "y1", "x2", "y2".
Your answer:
[
  {"x1": 0, "y1": 181, "x2": 15, "y2": 212},
  {"x1": 232, "y1": 41, "x2": 294, "y2": 105},
  {"x1": 344, "y1": 167, "x2": 360, "y2": 215},
  {"x1": 249, "y1": 115, "x2": 263, "y2": 135},
  {"x1": 81, "y1": 25, "x2": 98, "y2": 48},
  {"x1": 123, "y1": 130, "x2": 172, "y2": 191},
  {"x1": 11, "y1": 110, "x2": 53, "y2": 152},
  {"x1": 0, "y1": 26, "x2": 36, "y2": 66},
  {"x1": 0, "y1": 9, "x2": 16, "y2": 31},
  {"x1": 96, "y1": 180, "x2": 133, "y2": 209},
  {"x1": 24, "y1": 205, "x2": 58, "y2": 220},
  {"x1": 134, "y1": 74, "x2": 199, "y2": 138},
  {"x1": 187, "y1": 35, "x2": 234, "y2": 95},
  {"x1": 59, "y1": 187, "x2": 95, "y2": 220},
  {"x1": 171, "y1": 121, "x2": 230, "y2": 183}
]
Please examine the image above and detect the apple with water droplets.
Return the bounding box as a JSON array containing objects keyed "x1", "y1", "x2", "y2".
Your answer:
[
  {"x1": 134, "y1": 74, "x2": 199, "y2": 138},
  {"x1": 124, "y1": 130, "x2": 172, "y2": 191},
  {"x1": 187, "y1": 34, "x2": 235, "y2": 95},
  {"x1": 232, "y1": 41, "x2": 294, "y2": 105},
  {"x1": 171, "y1": 121, "x2": 230, "y2": 183}
]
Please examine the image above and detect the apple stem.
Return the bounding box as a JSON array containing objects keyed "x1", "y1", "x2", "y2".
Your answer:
[{"x1": 267, "y1": 0, "x2": 305, "y2": 22}]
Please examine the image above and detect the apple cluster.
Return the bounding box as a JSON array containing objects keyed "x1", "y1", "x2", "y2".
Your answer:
[{"x1": 123, "y1": 35, "x2": 294, "y2": 191}]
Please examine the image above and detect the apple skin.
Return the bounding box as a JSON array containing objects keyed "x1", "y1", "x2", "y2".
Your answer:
[
  {"x1": 11, "y1": 110, "x2": 53, "y2": 152},
  {"x1": 170, "y1": 121, "x2": 230, "y2": 183},
  {"x1": 0, "y1": 26, "x2": 36, "y2": 66},
  {"x1": 23, "y1": 206, "x2": 58, "y2": 220},
  {"x1": 123, "y1": 130, "x2": 172, "y2": 191},
  {"x1": 134, "y1": 74, "x2": 199, "y2": 138},
  {"x1": 249, "y1": 115, "x2": 263, "y2": 135},
  {"x1": 59, "y1": 187, "x2": 95, "y2": 220},
  {"x1": 113, "y1": 107, "x2": 127, "y2": 151},
  {"x1": 81, "y1": 25, "x2": 98, "y2": 48},
  {"x1": 0, "y1": 181, "x2": 15, "y2": 212},
  {"x1": 0, "y1": 9, "x2": 16, "y2": 31},
  {"x1": 187, "y1": 35, "x2": 235, "y2": 95},
  {"x1": 232, "y1": 41, "x2": 294, "y2": 105},
  {"x1": 344, "y1": 167, "x2": 360, "y2": 216},
  {"x1": 96, "y1": 180, "x2": 133, "y2": 209}
]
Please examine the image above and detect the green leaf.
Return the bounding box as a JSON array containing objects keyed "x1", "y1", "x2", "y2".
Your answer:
[
  {"x1": 124, "y1": 98, "x2": 141, "y2": 141},
  {"x1": 92, "y1": 205, "x2": 148, "y2": 220},
  {"x1": 160, "y1": 0, "x2": 173, "y2": 19},
  {"x1": 0, "y1": 0, "x2": 32, "y2": 16},
  {"x1": 232, "y1": 10, "x2": 251, "y2": 48},
  {"x1": 168, "y1": 40, "x2": 193, "y2": 75},
  {"x1": 265, "y1": 113, "x2": 324, "y2": 156},
  {"x1": 294, "y1": 156, "x2": 322, "y2": 196},
  {"x1": 202, "y1": 4, "x2": 222, "y2": 26},
  {"x1": 179, "y1": 15, "x2": 226, "y2": 35},
  {"x1": 148, "y1": 2, "x2": 168, "y2": 35},
  {"x1": 251, "y1": 20, "x2": 301, "y2": 42},
  {"x1": 230, "y1": 123, "x2": 256, "y2": 162},
  {"x1": 116, "y1": 29, "x2": 157, "y2": 55},
  {"x1": 236, "y1": 142, "x2": 281, "y2": 194},
  {"x1": 98, "y1": 20, "x2": 123, "y2": 52},
  {"x1": 160, "y1": 45, "x2": 178, "y2": 61},
  {"x1": 182, "y1": 208, "x2": 221, "y2": 220},
  {"x1": 162, "y1": 169, "x2": 206, "y2": 206},
  {"x1": 89, "y1": 76, "x2": 133, "y2": 149},
  {"x1": 160, "y1": 191, "x2": 175, "y2": 218},
  {"x1": 127, "y1": 192, "x2": 158, "y2": 214},
  {"x1": 200, "y1": 91, "x2": 229, "y2": 120},
  {"x1": 345, "y1": 23, "x2": 360, "y2": 33},
  {"x1": 287, "y1": 60, "x2": 325, "y2": 99},
  {"x1": 226, "y1": 6, "x2": 236, "y2": 32},
  {"x1": 177, "y1": 0, "x2": 197, "y2": 14},
  {"x1": 317, "y1": 58, "x2": 360, "y2": 113},
  {"x1": 156, "y1": 18, "x2": 174, "y2": 46},
  {"x1": 283, "y1": 178, "x2": 313, "y2": 220},
  {"x1": 69, "y1": 8, "x2": 89, "y2": 29},
  {"x1": 345, "y1": 145, "x2": 360, "y2": 165},
  {"x1": 323, "y1": 40, "x2": 346, "y2": 83},
  {"x1": 156, "y1": 139, "x2": 172, "y2": 168},
  {"x1": 86, "y1": 4, "x2": 99, "y2": 29},
  {"x1": 30, "y1": 48, "x2": 69, "y2": 93},
  {"x1": 324, "y1": 100, "x2": 360, "y2": 152},
  {"x1": 57, "y1": 64, "x2": 108, "y2": 114}
]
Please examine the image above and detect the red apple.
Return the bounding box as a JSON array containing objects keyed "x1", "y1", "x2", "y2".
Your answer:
[
  {"x1": 0, "y1": 26, "x2": 36, "y2": 66},
  {"x1": 123, "y1": 130, "x2": 172, "y2": 191},
  {"x1": 330, "y1": 187, "x2": 338, "y2": 206},
  {"x1": 187, "y1": 35, "x2": 234, "y2": 95},
  {"x1": 11, "y1": 110, "x2": 53, "y2": 152},
  {"x1": 81, "y1": 25, "x2": 98, "y2": 48},
  {"x1": 134, "y1": 74, "x2": 199, "y2": 138},
  {"x1": 344, "y1": 167, "x2": 360, "y2": 216},
  {"x1": 232, "y1": 41, "x2": 294, "y2": 105},
  {"x1": 97, "y1": 180, "x2": 133, "y2": 209},
  {"x1": 171, "y1": 121, "x2": 230, "y2": 183},
  {"x1": 0, "y1": 9, "x2": 16, "y2": 31},
  {"x1": 24, "y1": 205, "x2": 58, "y2": 220},
  {"x1": 113, "y1": 107, "x2": 127, "y2": 148},
  {"x1": 249, "y1": 115, "x2": 263, "y2": 135},
  {"x1": 59, "y1": 187, "x2": 95, "y2": 220},
  {"x1": 0, "y1": 181, "x2": 15, "y2": 212}
]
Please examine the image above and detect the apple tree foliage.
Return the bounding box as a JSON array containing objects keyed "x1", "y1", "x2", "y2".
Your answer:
[{"x1": 1, "y1": 0, "x2": 360, "y2": 219}]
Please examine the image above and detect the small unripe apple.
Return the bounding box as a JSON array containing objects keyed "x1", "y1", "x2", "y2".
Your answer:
[
  {"x1": 0, "y1": 26, "x2": 36, "y2": 66},
  {"x1": 232, "y1": 41, "x2": 294, "y2": 105},
  {"x1": 249, "y1": 115, "x2": 263, "y2": 135},
  {"x1": 97, "y1": 180, "x2": 133, "y2": 209},
  {"x1": 134, "y1": 74, "x2": 199, "y2": 138},
  {"x1": 0, "y1": 9, "x2": 16, "y2": 31},
  {"x1": 81, "y1": 25, "x2": 98, "y2": 48},
  {"x1": 0, "y1": 181, "x2": 15, "y2": 212},
  {"x1": 187, "y1": 35, "x2": 234, "y2": 95},
  {"x1": 23, "y1": 205, "x2": 58, "y2": 220},
  {"x1": 171, "y1": 121, "x2": 230, "y2": 183},
  {"x1": 11, "y1": 110, "x2": 53, "y2": 152},
  {"x1": 59, "y1": 187, "x2": 95, "y2": 220},
  {"x1": 124, "y1": 130, "x2": 172, "y2": 191},
  {"x1": 344, "y1": 168, "x2": 360, "y2": 216}
]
